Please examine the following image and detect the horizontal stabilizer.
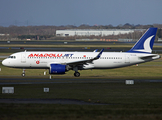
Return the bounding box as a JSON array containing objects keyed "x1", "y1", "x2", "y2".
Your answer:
[{"x1": 139, "y1": 54, "x2": 161, "y2": 60}]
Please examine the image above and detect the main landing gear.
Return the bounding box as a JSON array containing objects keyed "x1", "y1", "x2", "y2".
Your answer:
[
  {"x1": 74, "y1": 72, "x2": 80, "y2": 77},
  {"x1": 22, "y1": 69, "x2": 25, "y2": 77},
  {"x1": 73, "y1": 66, "x2": 80, "y2": 77}
]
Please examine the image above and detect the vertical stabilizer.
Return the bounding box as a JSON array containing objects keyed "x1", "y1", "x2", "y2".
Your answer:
[{"x1": 127, "y1": 28, "x2": 157, "y2": 53}]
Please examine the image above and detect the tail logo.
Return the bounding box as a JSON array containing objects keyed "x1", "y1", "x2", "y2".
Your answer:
[{"x1": 133, "y1": 35, "x2": 154, "y2": 53}]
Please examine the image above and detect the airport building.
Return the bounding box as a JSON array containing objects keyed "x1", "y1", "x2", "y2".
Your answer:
[{"x1": 56, "y1": 29, "x2": 139, "y2": 37}]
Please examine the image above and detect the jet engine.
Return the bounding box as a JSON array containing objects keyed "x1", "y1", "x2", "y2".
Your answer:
[{"x1": 49, "y1": 64, "x2": 66, "y2": 74}]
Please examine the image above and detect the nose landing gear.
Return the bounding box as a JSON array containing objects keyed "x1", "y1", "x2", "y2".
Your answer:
[{"x1": 22, "y1": 69, "x2": 25, "y2": 77}]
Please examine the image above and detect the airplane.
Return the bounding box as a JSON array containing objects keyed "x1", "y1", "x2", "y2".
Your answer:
[{"x1": 2, "y1": 28, "x2": 161, "y2": 77}]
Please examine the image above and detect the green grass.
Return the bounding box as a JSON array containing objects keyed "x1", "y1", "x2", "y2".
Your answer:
[
  {"x1": 0, "y1": 104, "x2": 162, "y2": 120},
  {"x1": 1, "y1": 83, "x2": 162, "y2": 120},
  {"x1": 1, "y1": 82, "x2": 162, "y2": 104}
]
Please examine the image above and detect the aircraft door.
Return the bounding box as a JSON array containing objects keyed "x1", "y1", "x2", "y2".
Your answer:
[
  {"x1": 21, "y1": 53, "x2": 26, "y2": 63},
  {"x1": 125, "y1": 55, "x2": 130, "y2": 63}
]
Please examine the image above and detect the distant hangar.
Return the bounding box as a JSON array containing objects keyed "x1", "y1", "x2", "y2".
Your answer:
[{"x1": 56, "y1": 29, "x2": 144, "y2": 37}]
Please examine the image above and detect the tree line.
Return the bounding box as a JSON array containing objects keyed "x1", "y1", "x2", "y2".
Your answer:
[{"x1": 0, "y1": 23, "x2": 162, "y2": 40}]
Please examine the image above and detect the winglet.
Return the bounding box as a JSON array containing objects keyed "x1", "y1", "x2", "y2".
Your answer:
[
  {"x1": 93, "y1": 49, "x2": 98, "y2": 52},
  {"x1": 94, "y1": 48, "x2": 104, "y2": 60},
  {"x1": 127, "y1": 28, "x2": 157, "y2": 53}
]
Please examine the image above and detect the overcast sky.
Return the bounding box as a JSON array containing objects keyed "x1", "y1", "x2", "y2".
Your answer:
[{"x1": 0, "y1": 0, "x2": 162, "y2": 27}]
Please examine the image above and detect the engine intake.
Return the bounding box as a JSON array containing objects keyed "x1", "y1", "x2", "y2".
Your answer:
[{"x1": 49, "y1": 64, "x2": 66, "y2": 74}]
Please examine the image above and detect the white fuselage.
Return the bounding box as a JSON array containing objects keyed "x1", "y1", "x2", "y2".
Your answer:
[{"x1": 2, "y1": 51, "x2": 160, "y2": 70}]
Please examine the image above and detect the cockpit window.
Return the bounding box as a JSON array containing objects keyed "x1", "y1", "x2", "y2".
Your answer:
[{"x1": 8, "y1": 56, "x2": 16, "y2": 59}]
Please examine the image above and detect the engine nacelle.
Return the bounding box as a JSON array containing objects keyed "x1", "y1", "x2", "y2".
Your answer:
[{"x1": 49, "y1": 64, "x2": 66, "y2": 74}]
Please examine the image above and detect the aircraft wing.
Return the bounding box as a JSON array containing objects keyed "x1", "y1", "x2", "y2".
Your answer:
[{"x1": 65, "y1": 49, "x2": 104, "y2": 66}]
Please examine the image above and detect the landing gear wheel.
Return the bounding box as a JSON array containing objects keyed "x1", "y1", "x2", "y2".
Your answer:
[
  {"x1": 22, "y1": 69, "x2": 26, "y2": 77},
  {"x1": 22, "y1": 73, "x2": 25, "y2": 77},
  {"x1": 74, "y1": 72, "x2": 80, "y2": 77}
]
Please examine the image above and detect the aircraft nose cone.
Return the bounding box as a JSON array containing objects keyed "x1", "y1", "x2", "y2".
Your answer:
[{"x1": 2, "y1": 59, "x2": 7, "y2": 66}]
